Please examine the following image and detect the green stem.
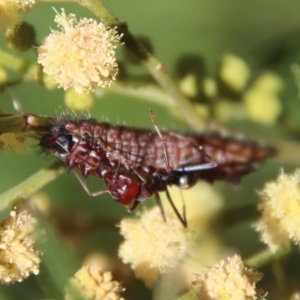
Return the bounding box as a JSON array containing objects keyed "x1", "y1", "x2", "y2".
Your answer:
[
  {"x1": 0, "y1": 162, "x2": 66, "y2": 212},
  {"x1": 176, "y1": 289, "x2": 198, "y2": 300},
  {"x1": 184, "y1": 256, "x2": 206, "y2": 271},
  {"x1": 245, "y1": 247, "x2": 289, "y2": 269},
  {"x1": 78, "y1": 0, "x2": 207, "y2": 129},
  {"x1": 266, "y1": 137, "x2": 300, "y2": 165},
  {"x1": 0, "y1": 112, "x2": 53, "y2": 135},
  {"x1": 78, "y1": 0, "x2": 119, "y2": 25},
  {"x1": 0, "y1": 48, "x2": 31, "y2": 72},
  {"x1": 97, "y1": 82, "x2": 174, "y2": 108},
  {"x1": 272, "y1": 260, "x2": 291, "y2": 300}
]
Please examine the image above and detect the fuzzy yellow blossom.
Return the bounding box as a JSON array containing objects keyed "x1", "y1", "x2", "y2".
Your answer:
[
  {"x1": 254, "y1": 170, "x2": 300, "y2": 252},
  {"x1": 0, "y1": 209, "x2": 40, "y2": 283},
  {"x1": 194, "y1": 255, "x2": 265, "y2": 300},
  {"x1": 65, "y1": 265, "x2": 124, "y2": 300},
  {"x1": 118, "y1": 206, "x2": 193, "y2": 287},
  {"x1": 0, "y1": 0, "x2": 35, "y2": 31},
  {"x1": 38, "y1": 9, "x2": 121, "y2": 93}
]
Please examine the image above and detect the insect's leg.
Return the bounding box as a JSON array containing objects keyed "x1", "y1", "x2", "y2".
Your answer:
[
  {"x1": 126, "y1": 192, "x2": 166, "y2": 220},
  {"x1": 126, "y1": 197, "x2": 140, "y2": 212},
  {"x1": 128, "y1": 165, "x2": 147, "y2": 182},
  {"x1": 149, "y1": 109, "x2": 171, "y2": 174},
  {"x1": 180, "y1": 189, "x2": 187, "y2": 225},
  {"x1": 154, "y1": 192, "x2": 167, "y2": 223},
  {"x1": 165, "y1": 187, "x2": 187, "y2": 228},
  {"x1": 72, "y1": 169, "x2": 110, "y2": 197}
]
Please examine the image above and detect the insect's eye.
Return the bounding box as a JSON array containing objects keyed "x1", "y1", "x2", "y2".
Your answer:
[{"x1": 55, "y1": 135, "x2": 74, "y2": 153}]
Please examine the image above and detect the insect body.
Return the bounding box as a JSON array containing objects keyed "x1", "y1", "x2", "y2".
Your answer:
[{"x1": 40, "y1": 113, "x2": 274, "y2": 225}]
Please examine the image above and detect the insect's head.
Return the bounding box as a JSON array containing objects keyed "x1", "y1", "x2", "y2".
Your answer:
[{"x1": 39, "y1": 126, "x2": 74, "y2": 161}]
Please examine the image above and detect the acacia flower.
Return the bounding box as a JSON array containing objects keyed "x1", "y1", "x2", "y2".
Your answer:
[
  {"x1": 0, "y1": 0, "x2": 35, "y2": 31},
  {"x1": 194, "y1": 255, "x2": 265, "y2": 300},
  {"x1": 254, "y1": 170, "x2": 300, "y2": 251},
  {"x1": 65, "y1": 264, "x2": 124, "y2": 300},
  {"x1": 38, "y1": 9, "x2": 122, "y2": 93},
  {"x1": 118, "y1": 206, "x2": 193, "y2": 287},
  {"x1": 0, "y1": 209, "x2": 40, "y2": 284}
]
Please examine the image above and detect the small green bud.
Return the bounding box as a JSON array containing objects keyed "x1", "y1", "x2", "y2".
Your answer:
[
  {"x1": 5, "y1": 22, "x2": 37, "y2": 52},
  {"x1": 0, "y1": 67, "x2": 8, "y2": 86},
  {"x1": 64, "y1": 89, "x2": 95, "y2": 111}
]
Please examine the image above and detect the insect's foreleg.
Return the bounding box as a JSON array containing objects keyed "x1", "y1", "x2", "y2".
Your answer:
[
  {"x1": 126, "y1": 197, "x2": 141, "y2": 212},
  {"x1": 72, "y1": 169, "x2": 110, "y2": 197},
  {"x1": 154, "y1": 192, "x2": 167, "y2": 223},
  {"x1": 149, "y1": 109, "x2": 171, "y2": 174}
]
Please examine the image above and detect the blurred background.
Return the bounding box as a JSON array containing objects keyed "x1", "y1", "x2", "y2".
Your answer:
[{"x1": 1, "y1": 0, "x2": 300, "y2": 299}]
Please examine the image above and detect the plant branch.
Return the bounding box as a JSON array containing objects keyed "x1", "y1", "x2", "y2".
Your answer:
[
  {"x1": 96, "y1": 82, "x2": 174, "y2": 108},
  {"x1": 0, "y1": 48, "x2": 31, "y2": 72},
  {"x1": 0, "y1": 162, "x2": 66, "y2": 212},
  {"x1": 266, "y1": 137, "x2": 300, "y2": 165},
  {"x1": 245, "y1": 247, "x2": 289, "y2": 269}
]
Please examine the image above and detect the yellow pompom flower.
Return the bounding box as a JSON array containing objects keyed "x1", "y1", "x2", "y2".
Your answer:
[
  {"x1": 254, "y1": 170, "x2": 300, "y2": 251},
  {"x1": 65, "y1": 265, "x2": 124, "y2": 300},
  {"x1": 0, "y1": 209, "x2": 40, "y2": 284},
  {"x1": 0, "y1": 0, "x2": 35, "y2": 31},
  {"x1": 118, "y1": 206, "x2": 193, "y2": 287},
  {"x1": 194, "y1": 255, "x2": 265, "y2": 300},
  {"x1": 38, "y1": 9, "x2": 122, "y2": 93}
]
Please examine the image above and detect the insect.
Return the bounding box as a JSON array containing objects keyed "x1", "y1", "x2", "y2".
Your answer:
[{"x1": 39, "y1": 111, "x2": 275, "y2": 226}]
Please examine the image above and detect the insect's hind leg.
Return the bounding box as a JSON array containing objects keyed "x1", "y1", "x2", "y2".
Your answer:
[
  {"x1": 72, "y1": 169, "x2": 110, "y2": 197},
  {"x1": 165, "y1": 188, "x2": 187, "y2": 228},
  {"x1": 127, "y1": 191, "x2": 185, "y2": 227}
]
